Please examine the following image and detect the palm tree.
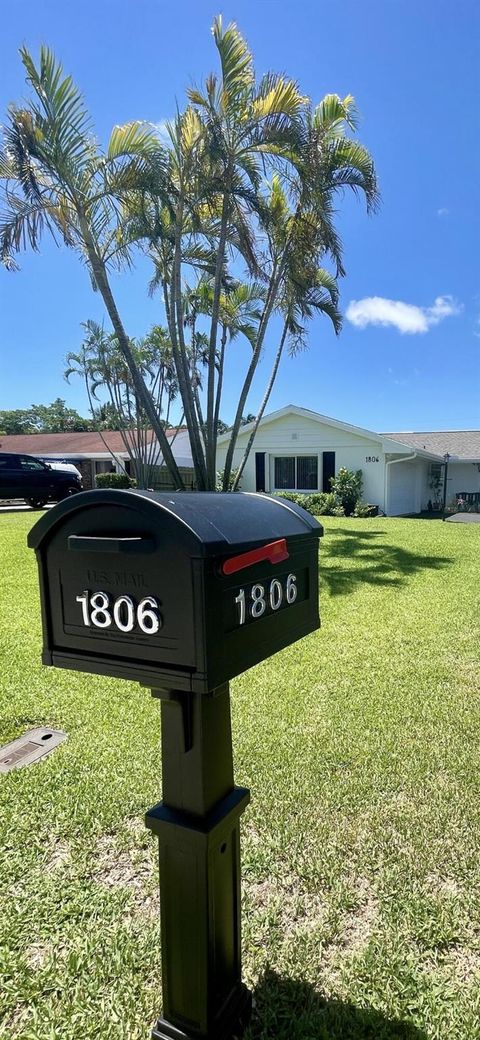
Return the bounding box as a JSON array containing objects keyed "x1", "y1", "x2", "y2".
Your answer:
[
  {"x1": 173, "y1": 16, "x2": 308, "y2": 486},
  {"x1": 221, "y1": 100, "x2": 379, "y2": 490},
  {"x1": 65, "y1": 321, "x2": 180, "y2": 488},
  {"x1": 0, "y1": 46, "x2": 184, "y2": 487},
  {"x1": 1, "y1": 35, "x2": 378, "y2": 496}
]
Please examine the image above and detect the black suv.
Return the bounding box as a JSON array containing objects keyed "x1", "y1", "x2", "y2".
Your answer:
[{"x1": 0, "y1": 452, "x2": 83, "y2": 508}]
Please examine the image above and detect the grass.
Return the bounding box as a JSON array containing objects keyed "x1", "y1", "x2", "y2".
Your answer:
[{"x1": 1, "y1": 511, "x2": 480, "y2": 1040}]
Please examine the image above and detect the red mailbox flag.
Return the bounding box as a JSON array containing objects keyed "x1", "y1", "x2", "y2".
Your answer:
[{"x1": 222, "y1": 538, "x2": 289, "y2": 576}]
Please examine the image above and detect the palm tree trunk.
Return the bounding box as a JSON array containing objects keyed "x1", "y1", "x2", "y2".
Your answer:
[
  {"x1": 232, "y1": 319, "x2": 288, "y2": 490},
  {"x1": 190, "y1": 319, "x2": 207, "y2": 443},
  {"x1": 222, "y1": 263, "x2": 283, "y2": 489},
  {"x1": 206, "y1": 193, "x2": 229, "y2": 488},
  {"x1": 214, "y1": 325, "x2": 228, "y2": 447},
  {"x1": 169, "y1": 207, "x2": 208, "y2": 489},
  {"x1": 79, "y1": 220, "x2": 185, "y2": 489}
]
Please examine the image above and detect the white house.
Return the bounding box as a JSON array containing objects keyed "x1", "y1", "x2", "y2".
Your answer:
[{"x1": 216, "y1": 406, "x2": 480, "y2": 515}]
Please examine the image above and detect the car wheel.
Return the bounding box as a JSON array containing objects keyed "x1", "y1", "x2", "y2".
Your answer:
[
  {"x1": 61, "y1": 485, "x2": 81, "y2": 499},
  {"x1": 27, "y1": 498, "x2": 47, "y2": 510}
]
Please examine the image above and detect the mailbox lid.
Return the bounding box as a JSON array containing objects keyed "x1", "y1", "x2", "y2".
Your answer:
[
  {"x1": 131, "y1": 490, "x2": 323, "y2": 557},
  {"x1": 138, "y1": 491, "x2": 322, "y2": 554},
  {"x1": 28, "y1": 490, "x2": 323, "y2": 557}
]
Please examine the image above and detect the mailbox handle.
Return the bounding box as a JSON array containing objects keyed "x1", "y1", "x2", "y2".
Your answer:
[{"x1": 67, "y1": 535, "x2": 154, "y2": 554}]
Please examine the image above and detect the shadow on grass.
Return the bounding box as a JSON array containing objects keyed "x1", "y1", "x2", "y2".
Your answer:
[
  {"x1": 320, "y1": 528, "x2": 453, "y2": 597},
  {"x1": 247, "y1": 969, "x2": 427, "y2": 1040}
]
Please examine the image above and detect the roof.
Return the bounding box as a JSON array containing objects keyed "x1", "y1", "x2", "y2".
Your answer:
[
  {"x1": 382, "y1": 431, "x2": 480, "y2": 461},
  {"x1": 217, "y1": 405, "x2": 442, "y2": 459},
  {"x1": 0, "y1": 428, "x2": 186, "y2": 458}
]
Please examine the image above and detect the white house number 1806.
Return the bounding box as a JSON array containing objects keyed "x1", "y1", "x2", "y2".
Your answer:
[
  {"x1": 235, "y1": 573, "x2": 297, "y2": 625},
  {"x1": 76, "y1": 591, "x2": 161, "y2": 633}
]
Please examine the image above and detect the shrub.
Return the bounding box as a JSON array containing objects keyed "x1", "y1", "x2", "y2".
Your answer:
[
  {"x1": 273, "y1": 490, "x2": 341, "y2": 516},
  {"x1": 314, "y1": 492, "x2": 337, "y2": 515},
  {"x1": 95, "y1": 471, "x2": 136, "y2": 489},
  {"x1": 330, "y1": 467, "x2": 363, "y2": 516},
  {"x1": 216, "y1": 468, "x2": 242, "y2": 491},
  {"x1": 353, "y1": 501, "x2": 378, "y2": 518}
]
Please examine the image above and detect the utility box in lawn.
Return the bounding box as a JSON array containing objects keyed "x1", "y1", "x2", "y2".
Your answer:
[{"x1": 28, "y1": 490, "x2": 323, "y2": 1040}]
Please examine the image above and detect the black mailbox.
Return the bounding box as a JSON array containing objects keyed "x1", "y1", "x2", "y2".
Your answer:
[
  {"x1": 28, "y1": 489, "x2": 323, "y2": 1040},
  {"x1": 28, "y1": 489, "x2": 322, "y2": 693}
]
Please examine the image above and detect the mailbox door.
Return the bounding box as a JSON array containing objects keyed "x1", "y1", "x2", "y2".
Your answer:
[
  {"x1": 42, "y1": 503, "x2": 204, "y2": 686},
  {"x1": 202, "y1": 534, "x2": 320, "y2": 688}
]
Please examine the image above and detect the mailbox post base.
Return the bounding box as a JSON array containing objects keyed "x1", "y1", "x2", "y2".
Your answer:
[{"x1": 151, "y1": 984, "x2": 252, "y2": 1040}]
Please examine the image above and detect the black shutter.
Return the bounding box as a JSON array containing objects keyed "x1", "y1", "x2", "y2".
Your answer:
[
  {"x1": 255, "y1": 452, "x2": 266, "y2": 492},
  {"x1": 322, "y1": 451, "x2": 336, "y2": 492}
]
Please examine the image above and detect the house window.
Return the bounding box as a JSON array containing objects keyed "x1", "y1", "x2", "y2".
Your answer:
[
  {"x1": 274, "y1": 455, "x2": 318, "y2": 490},
  {"x1": 95, "y1": 460, "x2": 116, "y2": 475}
]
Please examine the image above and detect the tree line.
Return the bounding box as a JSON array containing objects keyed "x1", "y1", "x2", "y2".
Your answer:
[
  {"x1": 0, "y1": 17, "x2": 378, "y2": 490},
  {"x1": 0, "y1": 398, "x2": 95, "y2": 435}
]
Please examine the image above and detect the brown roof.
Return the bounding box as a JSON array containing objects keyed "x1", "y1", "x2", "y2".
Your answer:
[
  {"x1": 0, "y1": 429, "x2": 185, "y2": 457},
  {"x1": 382, "y1": 430, "x2": 480, "y2": 461}
]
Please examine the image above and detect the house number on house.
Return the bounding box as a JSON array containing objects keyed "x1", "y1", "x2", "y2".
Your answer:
[
  {"x1": 234, "y1": 573, "x2": 297, "y2": 625},
  {"x1": 365, "y1": 456, "x2": 380, "y2": 463},
  {"x1": 75, "y1": 591, "x2": 162, "y2": 633}
]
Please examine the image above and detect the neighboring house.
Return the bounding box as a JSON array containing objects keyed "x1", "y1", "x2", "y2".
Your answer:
[
  {"x1": 0, "y1": 428, "x2": 193, "y2": 489},
  {"x1": 216, "y1": 406, "x2": 480, "y2": 515}
]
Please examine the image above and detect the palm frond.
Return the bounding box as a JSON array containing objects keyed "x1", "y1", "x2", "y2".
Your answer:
[
  {"x1": 212, "y1": 17, "x2": 254, "y2": 107},
  {"x1": 320, "y1": 138, "x2": 379, "y2": 212},
  {"x1": 186, "y1": 87, "x2": 209, "y2": 108},
  {"x1": 19, "y1": 46, "x2": 94, "y2": 170},
  {"x1": 253, "y1": 74, "x2": 308, "y2": 121},
  {"x1": 313, "y1": 267, "x2": 340, "y2": 307},
  {"x1": 3, "y1": 111, "x2": 45, "y2": 200},
  {"x1": 313, "y1": 93, "x2": 358, "y2": 134},
  {"x1": 107, "y1": 121, "x2": 161, "y2": 161},
  {"x1": 0, "y1": 149, "x2": 18, "y2": 179},
  {"x1": 0, "y1": 192, "x2": 74, "y2": 266}
]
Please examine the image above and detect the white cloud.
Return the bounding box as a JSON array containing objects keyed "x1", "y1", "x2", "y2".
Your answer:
[
  {"x1": 346, "y1": 295, "x2": 463, "y2": 335},
  {"x1": 437, "y1": 207, "x2": 449, "y2": 217}
]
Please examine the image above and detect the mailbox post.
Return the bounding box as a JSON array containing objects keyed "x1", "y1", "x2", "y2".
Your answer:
[{"x1": 28, "y1": 490, "x2": 323, "y2": 1040}]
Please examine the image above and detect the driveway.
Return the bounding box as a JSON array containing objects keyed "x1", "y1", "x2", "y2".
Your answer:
[{"x1": 446, "y1": 512, "x2": 480, "y2": 523}]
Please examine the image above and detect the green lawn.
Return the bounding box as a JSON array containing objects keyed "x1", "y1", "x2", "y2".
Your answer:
[{"x1": 1, "y1": 512, "x2": 480, "y2": 1040}]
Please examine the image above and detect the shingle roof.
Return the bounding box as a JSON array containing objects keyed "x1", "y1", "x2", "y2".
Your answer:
[
  {"x1": 381, "y1": 431, "x2": 480, "y2": 460},
  {"x1": 0, "y1": 429, "x2": 184, "y2": 456}
]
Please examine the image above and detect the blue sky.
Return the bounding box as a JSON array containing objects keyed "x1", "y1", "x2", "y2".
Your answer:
[{"x1": 1, "y1": 0, "x2": 479, "y2": 432}]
